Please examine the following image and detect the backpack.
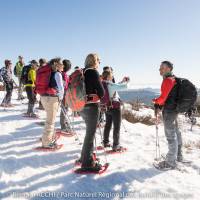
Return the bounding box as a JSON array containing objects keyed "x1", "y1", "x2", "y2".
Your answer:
[
  {"x1": 101, "y1": 81, "x2": 110, "y2": 107},
  {"x1": 35, "y1": 65, "x2": 52, "y2": 95},
  {"x1": 175, "y1": 77, "x2": 197, "y2": 113},
  {"x1": 0, "y1": 69, "x2": 3, "y2": 82},
  {"x1": 21, "y1": 65, "x2": 32, "y2": 84},
  {"x1": 14, "y1": 65, "x2": 17, "y2": 76},
  {"x1": 65, "y1": 69, "x2": 86, "y2": 112}
]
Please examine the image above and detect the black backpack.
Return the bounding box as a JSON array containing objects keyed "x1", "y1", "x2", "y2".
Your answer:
[
  {"x1": 175, "y1": 77, "x2": 197, "y2": 113},
  {"x1": 0, "y1": 69, "x2": 3, "y2": 82},
  {"x1": 14, "y1": 65, "x2": 17, "y2": 76},
  {"x1": 21, "y1": 65, "x2": 32, "y2": 85}
]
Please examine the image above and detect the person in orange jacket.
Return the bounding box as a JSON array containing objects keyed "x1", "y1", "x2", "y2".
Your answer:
[{"x1": 153, "y1": 61, "x2": 183, "y2": 170}]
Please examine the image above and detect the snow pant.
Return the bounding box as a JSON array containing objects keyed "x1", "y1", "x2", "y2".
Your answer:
[
  {"x1": 25, "y1": 86, "x2": 36, "y2": 114},
  {"x1": 162, "y1": 110, "x2": 182, "y2": 166},
  {"x1": 80, "y1": 103, "x2": 100, "y2": 168},
  {"x1": 41, "y1": 96, "x2": 59, "y2": 146},
  {"x1": 103, "y1": 107, "x2": 121, "y2": 147},
  {"x1": 2, "y1": 82, "x2": 13, "y2": 105},
  {"x1": 17, "y1": 77, "x2": 23, "y2": 99}
]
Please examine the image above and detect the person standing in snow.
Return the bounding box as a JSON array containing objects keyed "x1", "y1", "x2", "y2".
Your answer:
[
  {"x1": 24, "y1": 60, "x2": 38, "y2": 117},
  {"x1": 40, "y1": 58, "x2": 64, "y2": 149},
  {"x1": 101, "y1": 70, "x2": 129, "y2": 151},
  {"x1": 153, "y1": 61, "x2": 183, "y2": 169},
  {"x1": 59, "y1": 59, "x2": 72, "y2": 133},
  {"x1": 0, "y1": 60, "x2": 14, "y2": 107},
  {"x1": 103, "y1": 66, "x2": 116, "y2": 83},
  {"x1": 78, "y1": 53, "x2": 105, "y2": 172},
  {"x1": 73, "y1": 66, "x2": 81, "y2": 117},
  {"x1": 15, "y1": 56, "x2": 25, "y2": 100},
  {"x1": 37, "y1": 58, "x2": 48, "y2": 110}
]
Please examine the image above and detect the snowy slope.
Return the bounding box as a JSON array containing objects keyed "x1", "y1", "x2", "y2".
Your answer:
[{"x1": 0, "y1": 91, "x2": 200, "y2": 200}]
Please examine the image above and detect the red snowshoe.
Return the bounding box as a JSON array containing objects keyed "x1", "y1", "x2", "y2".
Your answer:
[
  {"x1": 56, "y1": 129, "x2": 75, "y2": 137},
  {"x1": 96, "y1": 143, "x2": 111, "y2": 151},
  {"x1": 106, "y1": 147, "x2": 127, "y2": 154},
  {"x1": 74, "y1": 162, "x2": 109, "y2": 175},
  {"x1": 35, "y1": 144, "x2": 63, "y2": 152}
]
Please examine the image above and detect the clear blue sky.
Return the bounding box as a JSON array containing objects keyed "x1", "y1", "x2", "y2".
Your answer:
[{"x1": 0, "y1": 0, "x2": 200, "y2": 88}]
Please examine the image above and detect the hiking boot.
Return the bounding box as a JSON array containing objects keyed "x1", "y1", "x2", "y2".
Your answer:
[
  {"x1": 80, "y1": 162, "x2": 102, "y2": 173},
  {"x1": 26, "y1": 113, "x2": 38, "y2": 118},
  {"x1": 112, "y1": 145, "x2": 124, "y2": 152},
  {"x1": 103, "y1": 142, "x2": 111, "y2": 148},
  {"x1": 43, "y1": 140, "x2": 58, "y2": 149},
  {"x1": 75, "y1": 158, "x2": 82, "y2": 166},
  {"x1": 17, "y1": 96, "x2": 25, "y2": 100},
  {"x1": 156, "y1": 160, "x2": 176, "y2": 170}
]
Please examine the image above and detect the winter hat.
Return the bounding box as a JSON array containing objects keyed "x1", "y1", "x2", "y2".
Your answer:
[
  {"x1": 29, "y1": 60, "x2": 38, "y2": 65},
  {"x1": 5, "y1": 60, "x2": 12, "y2": 66}
]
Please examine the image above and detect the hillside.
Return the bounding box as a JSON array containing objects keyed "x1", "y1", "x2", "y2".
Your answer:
[{"x1": 0, "y1": 91, "x2": 200, "y2": 200}]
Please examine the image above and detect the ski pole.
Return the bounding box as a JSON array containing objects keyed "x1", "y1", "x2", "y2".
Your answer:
[
  {"x1": 96, "y1": 107, "x2": 108, "y2": 164},
  {"x1": 98, "y1": 125, "x2": 108, "y2": 164},
  {"x1": 60, "y1": 104, "x2": 82, "y2": 145},
  {"x1": 155, "y1": 111, "x2": 161, "y2": 161},
  {"x1": 121, "y1": 120, "x2": 128, "y2": 133},
  {"x1": 61, "y1": 104, "x2": 79, "y2": 142}
]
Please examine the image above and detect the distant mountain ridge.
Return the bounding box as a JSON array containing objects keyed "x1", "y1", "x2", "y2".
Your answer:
[
  {"x1": 118, "y1": 88, "x2": 159, "y2": 105},
  {"x1": 119, "y1": 87, "x2": 200, "y2": 105}
]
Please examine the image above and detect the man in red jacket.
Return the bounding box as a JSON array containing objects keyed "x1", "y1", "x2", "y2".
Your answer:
[{"x1": 153, "y1": 61, "x2": 183, "y2": 170}]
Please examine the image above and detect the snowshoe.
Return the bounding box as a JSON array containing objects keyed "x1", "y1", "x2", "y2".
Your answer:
[
  {"x1": 96, "y1": 143, "x2": 111, "y2": 151},
  {"x1": 161, "y1": 154, "x2": 192, "y2": 164},
  {"x1": 96, "y1": 146, "x2": 105, "y2": 151},
  {"x1": 74, "y1": 162, "x2": 109, "y2": 175},
  {"x1": 39, "y1": 132, "x2": 61, "y2": 142},
  {"x1": 35, "y1": 141, "x2": 63, "y2": 151},
  {"x1": 153, "y1": 160, "x2": 176, "y2": 171},
  {"x1": 106, "y1": 146, "x2": 127, "y2": 154},
  {"x1": 22, "y1": 113, "x2": 39, "y2": 119},
  {"x1": 56, "y1": 129, "x2": 75, "y2": 137},
  {"x1": 75, "y1": 158, "x2": 82, "y2": 166},
  {"x1": 0, "y1": 103, "x2": 15, "y2": 107}
]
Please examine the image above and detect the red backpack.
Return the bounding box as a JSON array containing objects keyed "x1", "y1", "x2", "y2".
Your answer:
[
  {"x1": 35, "y1": 65, "x2": 54, "y2": 95},
  {"x1": 65, "y1": 69, "x2": 86, "y2": 111}
]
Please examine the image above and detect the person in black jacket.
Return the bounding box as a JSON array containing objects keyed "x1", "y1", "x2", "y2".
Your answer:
[
  {"x1": 0, "y1": 60, "x2": 14, "y2": 107},
  {"x1": 78, "y1": 53, "x2": 104, "y2": 173}
]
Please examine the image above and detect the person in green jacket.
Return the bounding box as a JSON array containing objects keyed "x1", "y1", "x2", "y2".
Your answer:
[{"x1": 15, "y1": 55, "x2": 25, "y2": 100}]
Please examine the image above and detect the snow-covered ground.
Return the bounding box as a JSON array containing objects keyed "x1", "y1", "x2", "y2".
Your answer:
[{"x1": 0, "y1": 90, "x2": 200, "y2": 200}]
